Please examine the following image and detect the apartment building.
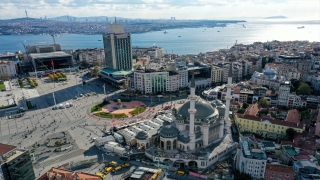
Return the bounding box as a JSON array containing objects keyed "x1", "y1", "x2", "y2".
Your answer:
[
  {"x1": 211, "y1": 66, "x2": 222, "y2": 83},
  {"x1": 235, "y1": 104, "x2": 304, "y2": 139},
  {"x1": 0, "y1": 60, "x2": 17, "y2": 78},
  {"x1": 79, "y1": 49, "x2": 105, "y2": 65},
  {"x1": 236, "y1": 136, "x2": 267, "y2": 180},
  {"x1": 251, "y1": 68, "x2": 285, "y2": 90},
  {"x1": 278, "y1": 81, "x2": 291, "y2": 106},
  {"x1": 264, "y1": 164, "x2": 294, "y2": 180},
  {"x1": 265, "y1": 63, "x2": 301, "y2": 80}
]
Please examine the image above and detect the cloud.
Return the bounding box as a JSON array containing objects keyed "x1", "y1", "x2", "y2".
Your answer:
[{"x1": 0, "y1": 0, "x2": 319, "y2": 20}]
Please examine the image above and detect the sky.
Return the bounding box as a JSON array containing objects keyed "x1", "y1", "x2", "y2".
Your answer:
[{"x1": 1, "y1": 0, "x2": 320, "y2": 20}]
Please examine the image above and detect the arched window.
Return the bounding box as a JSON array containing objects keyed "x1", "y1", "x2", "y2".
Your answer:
[
  {"x1": 186, "y1": 125, "x2": 190, "y2": 130},
  {"x1": 196, "y1": 126, "x2": 201, "y2": 132},
  {"x1": 173, "y1": 140, "x2": 177, "y2": 149},
  {"x1": 166, "y1": 141, "x2": 171, "y2": 150}
]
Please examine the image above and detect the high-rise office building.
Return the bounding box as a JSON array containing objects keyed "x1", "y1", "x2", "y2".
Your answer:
[
  {"x1": 103, "y1": 24, "x2": 132, "y2": 71},
  {"x1": 0, "y1": 143, "x2": 35, "y2": 180}
]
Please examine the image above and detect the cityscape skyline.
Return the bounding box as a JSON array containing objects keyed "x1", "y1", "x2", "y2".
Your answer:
[{"x1": 1, "y1": 0, "x2": 319, "y2": 20}]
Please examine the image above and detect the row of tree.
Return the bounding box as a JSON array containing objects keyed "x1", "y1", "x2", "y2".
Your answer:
[{"x1": 48, "y1": 72, "x2": 67, "y2": 81}]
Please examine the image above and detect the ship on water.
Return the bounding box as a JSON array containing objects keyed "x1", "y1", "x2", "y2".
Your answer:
[
  {"x1": 297, "y1": 26, "x2": 305, "y2": 29},
  {"x1": 164, "y1": 31, "x2": 168, "y2": 34}
]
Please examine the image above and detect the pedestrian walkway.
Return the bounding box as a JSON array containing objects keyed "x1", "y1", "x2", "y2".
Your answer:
[{"x1": 34, "y1": 149, "x2": 86, "y2": 169}]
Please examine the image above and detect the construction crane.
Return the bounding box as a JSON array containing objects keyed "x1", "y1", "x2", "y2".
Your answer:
[
  {"x1": 21, "y1": 41, "x2": 27, "y2": 53},
  {"x1": 50, "y1": 34, "x2": 56, "y2": 44}
]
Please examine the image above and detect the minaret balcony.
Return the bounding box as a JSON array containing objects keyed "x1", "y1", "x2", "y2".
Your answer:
[
  {"x1": 188, "y1": 109, "x2": 197, "y2": 114},
  {"x1": 188, "y1": 95, "x2": 197, "y2": 100}
]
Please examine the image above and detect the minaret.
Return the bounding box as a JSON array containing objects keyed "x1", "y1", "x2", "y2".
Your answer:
[
  {"x1": 188, "y1": 71, "x2": 197, "y2": 150},
  {"x1": 221, "y1": 63, "x2": 232, "y2": 138}
]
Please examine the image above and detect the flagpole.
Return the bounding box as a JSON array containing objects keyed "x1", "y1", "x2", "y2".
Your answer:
[{"x1": 52, "y1": 60, "x2": 55, "y2": 88}]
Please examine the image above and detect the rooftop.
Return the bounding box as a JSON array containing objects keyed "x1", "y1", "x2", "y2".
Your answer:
[
  {"x1": 244, "y1": 104, "x2": 259, "y2": 116},
  {"x1": 29, "y1": 51, "x2": 71, "y2": 59},
  {"x1": 37, "y1": 167, "x2": 101, "y2": 180},
  {"x1": 0, "y1": 143, "x2": 16, "y2": 157},
  {"x1": 265, "y1": 164, "x2": 294, "y2": 173},
  {"x1": 285, "y1": 109, "x2": 301, "y2": 123},
  {"x1": 101, "y1": 68, "x2": 132, "y2": 76},
  {"x1": 283, "y1": 145, "x2": 299, "y2": 156}
]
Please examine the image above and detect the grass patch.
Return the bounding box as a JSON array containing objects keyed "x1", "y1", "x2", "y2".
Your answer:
[
  {"x1": 91, "y1": 100, "x2": 110, "y2": 112},
  {"x1": 94, "y1": 112, "x2": 127, "y2": 118},
  {"x1": 26, "y1": 101, "x2": 33, "y2": 109},
  {"x1": 0, "y1": 81, "x2": 5, "y2": 90},
  {"x1": 129, "y1": 107, "x2": 146, "y2": 116},
  {"x1": 112, "y1": 98, "x2": 132, "y2": 102}
]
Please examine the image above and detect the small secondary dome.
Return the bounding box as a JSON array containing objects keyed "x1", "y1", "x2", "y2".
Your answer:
[
  {"x1": 135, "y1": 131, "x2": 148, "y2": 140},
  {"x1": 159, "y1": 125, "x2": 179, "y2": 138}
]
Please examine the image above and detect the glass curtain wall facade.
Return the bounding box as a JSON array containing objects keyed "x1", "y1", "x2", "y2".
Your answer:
[
  {"x1": 151, "y1": 74, "x2": 167, "y2": 93},
  {"x1": 115, "y1": 37, "x2": 132, "y2": 70},
  {"x1": 1, "y1": 151, "x2": 35, "y2": 180}
]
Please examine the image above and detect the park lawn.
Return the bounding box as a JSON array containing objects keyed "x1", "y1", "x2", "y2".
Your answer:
[
  {"x1": 91, "y1": 100, "x2": 110, "y2": 112},
  {"x1": 0, "y1": 82, "x2": 5, "y2": 90},
  {"x1": 94, "y1": 112, "x2": 127, "y2": 118},
  {"x1": 129, "y1": 107, "x2": 146, "y2": 116}
]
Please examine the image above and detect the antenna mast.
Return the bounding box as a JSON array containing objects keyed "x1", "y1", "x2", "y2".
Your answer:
[{"x1": 25, "y1": 7, "x2": 28, "y2": 18}]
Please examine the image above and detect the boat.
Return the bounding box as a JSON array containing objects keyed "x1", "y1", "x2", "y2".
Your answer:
[
  {"x1": 178, "y1": 36, "x2": 181, "y2": 37},
  {"x1": 98, "y1": 40, "x2": 101, "y2": 41},
  {"x1": 297, "y1": 26, "x2": 305, "y2": 29},
  {"x1": 217, "y1": 31, "x2": 220, "y2": 32},
  {"x1": 243, "y1": 24, "x2": 246, "y2": 28},
  {"x1": 164, "y1": 31, "x2": 167, "y2": 34}
]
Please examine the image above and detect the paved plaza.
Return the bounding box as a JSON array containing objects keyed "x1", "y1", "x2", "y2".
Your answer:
[{"x1": 0, "y1": 73, "x2": 190, "y2": 178}]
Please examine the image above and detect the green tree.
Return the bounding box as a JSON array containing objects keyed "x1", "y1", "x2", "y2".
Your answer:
[
  {"x1": 297, "y1": 82, "x2": 312, "y2": 95},
  {"x1": 48, "y1": 74, "x2": 54, "y2": 81},
  {"x1": 258, "y1": 98, "x2": 269, "y2": 108},
  {"x1": 94, "y1": 61, "x2": 100, "y2": 66},
  {"x1": 286, "y1": 128, "x2": 296, "y2": 140},
  {"x1": 242, "y1": 102, "x2": 249, "y2": 109},
  {"x1": 55, "y1": 140, "x2": 62, "y2": 147},
  {"x1": 53, "y1": 74, "x2": 59, "y2": 80},
  {"x1": 234, "y1": 172, "x2": 252, "y2": 180},
  {"x1": 92, "y1": 66, "x2": 100, "y2": 77},
  {"x1": 237, "y1": 108, "x2": 246, "y2": 114},
  {"x1": 81, "y1": 61, "x2": 89, "y2": 67}
]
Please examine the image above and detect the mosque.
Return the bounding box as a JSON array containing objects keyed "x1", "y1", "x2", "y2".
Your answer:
[{"x1": 118, "y1": 68, "x2": 237, "y2": 169}]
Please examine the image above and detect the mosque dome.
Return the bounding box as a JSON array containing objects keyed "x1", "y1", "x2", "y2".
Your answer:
[
  {"x1": 178, "y1": 100, "x2": 216, "y2": 120},
  {"x1": 135, "y1": 131, "x2": 148, "y2": 140},
  {"x1": 263, "y1": 68, "x2": 276, "y2": 75},
  {"x1": 159, "y1": 125, "x2": 179, "y2": 138}
]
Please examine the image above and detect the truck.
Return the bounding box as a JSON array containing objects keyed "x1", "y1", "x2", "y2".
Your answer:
[{"x1": 113, "y1": 132, "x2": 124, "y2": 143}]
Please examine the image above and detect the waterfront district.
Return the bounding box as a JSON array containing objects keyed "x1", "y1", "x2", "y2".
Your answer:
[
  {"x1": 0, "y1": 23, "x2": 320, "y2": 180},
  {"x1": 0, "y1": 17, "x2": 244, "y2": 35}
]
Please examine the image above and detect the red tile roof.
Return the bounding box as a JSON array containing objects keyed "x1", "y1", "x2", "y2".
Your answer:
[
  {"x1": 0, "y1": 143, "x2": 16, "y2": 157},
  {"x1": 244, "y1": 103, "x2": 260, "y2": 116},
  {"x1": 237, "y1": 114, "x2": 303, "y2": 129},
  {"x1": 265, "y1": 164, "x2": 294, "y2": 174},
  {"x1": 37, "y1": 168, "x2": 101, "y2": 180},
  {"x1": 285, "y1": 109, "x2": 301, "y2": 123}
]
